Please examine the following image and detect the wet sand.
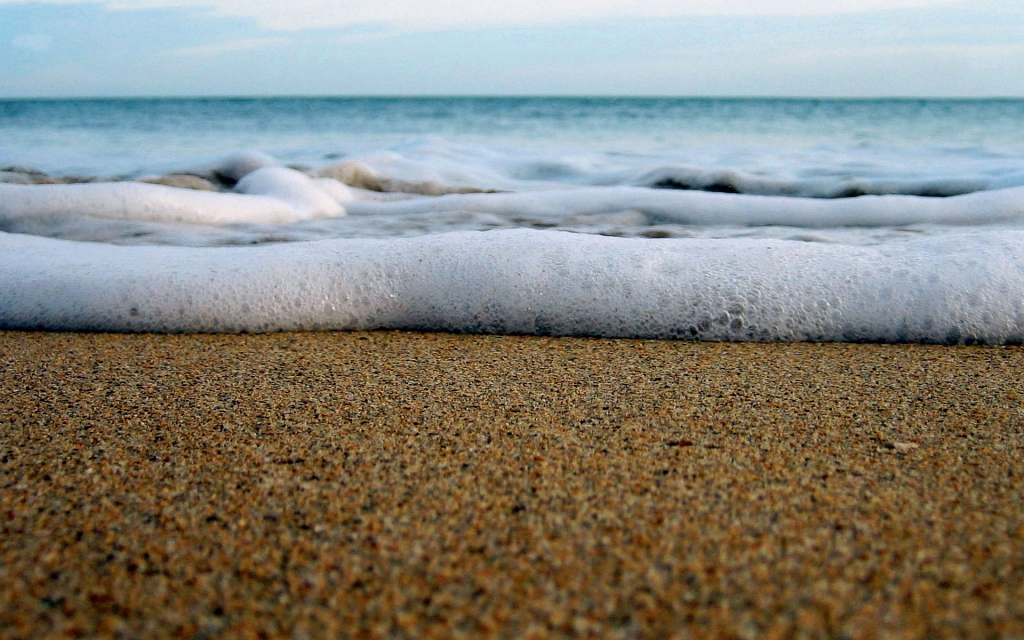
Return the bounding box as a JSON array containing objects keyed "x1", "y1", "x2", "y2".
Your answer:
[{"x1": 2, "y1": 330, "x2": 1023, "y2": 638}]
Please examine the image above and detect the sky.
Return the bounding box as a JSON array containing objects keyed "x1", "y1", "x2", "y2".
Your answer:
[{"x1": 1, "y1": 0, "x2": 1022, "y2": 98}]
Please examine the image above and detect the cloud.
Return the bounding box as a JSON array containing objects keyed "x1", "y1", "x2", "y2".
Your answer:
[
  {"x1": 168, "y1": 35, "x2": 289, "y2": 57},
  {"x1": 0, "y1": 0, "x2": 965, "y2": 31}
]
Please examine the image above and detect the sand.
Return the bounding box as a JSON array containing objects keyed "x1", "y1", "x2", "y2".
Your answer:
[{"x1": 2, "y1": 330, "x2": 1023, "y2": 638}]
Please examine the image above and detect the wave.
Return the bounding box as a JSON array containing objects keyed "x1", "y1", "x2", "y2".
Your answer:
[
  {"x1": 2, "y1": 228, "x2": 1022, "y2": 342},
  {"x1": 629, "y1": 165, "x2": 1024, "y2": 198},
  {"x1": 3, "y1": 151, "x2": 1024, "y2": 247},
  {"x1": 3, "y1": 150, "x2": 1024, "y2": 342}
]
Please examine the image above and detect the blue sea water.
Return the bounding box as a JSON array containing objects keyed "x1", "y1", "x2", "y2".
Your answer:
[
  {"x1": 3, "y1": 97, "x2": 1024, "y2": 184},
  {"x1": 2, "y1": 97, "x2": 1024, "y2": 341}
]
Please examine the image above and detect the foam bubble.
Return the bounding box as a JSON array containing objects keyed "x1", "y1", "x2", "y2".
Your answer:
[
  {"x1": 205, "y1": 150, "x2": 279, "y2": 184},
  {"x1": 2, "y1": 145, "x2": 1024, "y2": 343},
  {"x1": 345, "y1": 185, "x2": 1024, "y2": 229},
  {"x1": 234, "y1": 167, "x2": 346, "y2": 217},
  {"x1": 629, "y1": 165, "x2": 1000, "y2": 198},
  {"x1": 311, "y1": 141, "x2": 1024, "y2": 200},
  {"x1": 315, "y1": 158, "x2": 502, "y2": 196},
  {"x1": 2, "y1": 228, "x2": 1022, "y2": 343},
  {"x1": 0, "y1": 166, "x2": 346, "y2": 227}
]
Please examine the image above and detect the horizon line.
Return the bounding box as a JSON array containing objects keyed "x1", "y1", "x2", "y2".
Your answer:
[{"x1": 3, "y1": 94, "x2": 1024, "y2": 101}]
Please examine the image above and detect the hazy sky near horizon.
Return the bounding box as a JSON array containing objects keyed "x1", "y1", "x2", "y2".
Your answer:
[{"x1": 1, "y1": 0, "x2": 1021, "y2": 98}]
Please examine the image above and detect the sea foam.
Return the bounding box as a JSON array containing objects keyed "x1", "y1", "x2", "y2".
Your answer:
[
  {"x1": 344, "y1": 185, "x2": 1024, "y2": 229},
  {"x1": 3, "y1": 146, "x2": 1024, "y2": 342},
  {"x1": 2, "y1": 227, "x2": 1023, "y2": 343},
  {"x1": 0, "y1": 164, "x2": 349, "y2": 226},
  {"x1": 4, "y1": 153, "x2": 1024, "y2": 246}
]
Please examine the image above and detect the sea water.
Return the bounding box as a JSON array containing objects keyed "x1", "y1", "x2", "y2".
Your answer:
[{"x1": 2, "y1": 97, "x2": 1024, "y2": 342}]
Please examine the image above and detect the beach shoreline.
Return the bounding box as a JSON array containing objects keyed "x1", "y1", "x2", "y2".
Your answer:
[{"x1": 2, "y1": 330, "x2": 1023, "y2": 637}]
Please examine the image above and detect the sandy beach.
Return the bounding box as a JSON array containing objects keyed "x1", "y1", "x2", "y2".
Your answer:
[{"x1": 2, "y1": 330, "x2": 1023, "y2": 638}]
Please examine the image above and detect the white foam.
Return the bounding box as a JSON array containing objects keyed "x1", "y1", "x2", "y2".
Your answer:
[
  {"x1": 211, "y1": 152, "x2": 278, "y2": 184},
  {"x1": 3, "y1": 145, "x2": 1024, "y2": 343},
  {"x1": 313, "y1": 140, "x2": 1024, "y2": 200},
  {"x1": 345, "y1": 185, "x2": 1024, "y2": 229},
  {"x1": 0, "y1": 171, "x2": 35, "y2": 185},
  {"x1": 315, "y1": 156, "x2": 508, "y2": 196},
  {"x1": 234, "y1": 167, "x2": 348, "y2": 216},
  {"x1": 626, "y1": 165, "x2": 1003, "y2": 198},
  {"x1": 2, "y1": 228, "x2": 1023, "y2": 343},
  {"x1": 0, "y1": 166, "x2": 346, "y2": 227}
]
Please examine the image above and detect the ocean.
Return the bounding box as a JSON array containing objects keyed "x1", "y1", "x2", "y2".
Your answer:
[{"x1": 2, "y1": 97, "x2": 1024, "y2": 341}]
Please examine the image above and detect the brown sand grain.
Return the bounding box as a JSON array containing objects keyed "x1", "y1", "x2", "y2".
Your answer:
[{"x1": 1, "y1": 331, "x2": 1023, "y2": 638}]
